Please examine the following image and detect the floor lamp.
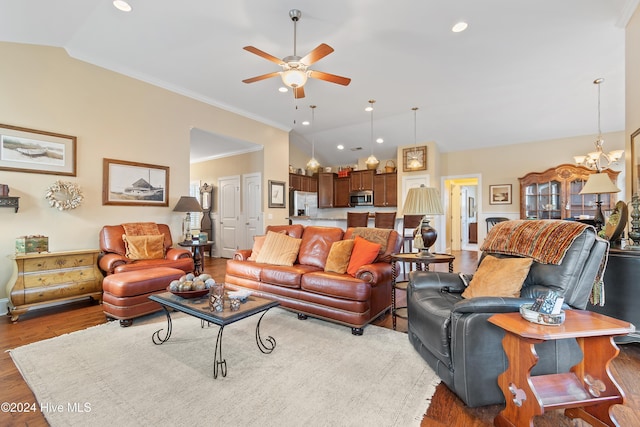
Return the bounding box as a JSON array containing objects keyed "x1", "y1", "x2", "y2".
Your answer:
[
  {"x1": 402, "y1": 185, "x2": 444, "y2": 256},
  {"x1": 579, "y1": 172, "x2": 620, "y2": 232}
]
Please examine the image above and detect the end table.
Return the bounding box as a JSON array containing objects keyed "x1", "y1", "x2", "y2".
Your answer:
[
  {"x1": 391, "y1": 252, "x2": 455, "y2": 330},
  {"x1": 488, "y1": 310, "x2": 634, "y2": 427},
  {"x1": 178, "y1": 240, "x2": 214, "y2": 276}
]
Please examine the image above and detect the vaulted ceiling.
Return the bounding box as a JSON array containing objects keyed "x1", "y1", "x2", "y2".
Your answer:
[{"x1": 0, "y1": 1, "x2": 632, "y2": 165}]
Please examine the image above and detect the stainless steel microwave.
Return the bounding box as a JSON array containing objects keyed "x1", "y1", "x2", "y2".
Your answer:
[{"x1": 349, "y1": 190, "x2": 373, "y2": 206}]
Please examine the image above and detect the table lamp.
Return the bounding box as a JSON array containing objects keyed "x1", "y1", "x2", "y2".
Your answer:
[
  {"x1": 173, "y1": 196, "x2": 202, "y2": 242},
  {"x1": 579, "y1": 172, "x2": 620, "y2": 231},
  {"x1": 402, "y1": 185, "x2": 444, "y2": 256}
]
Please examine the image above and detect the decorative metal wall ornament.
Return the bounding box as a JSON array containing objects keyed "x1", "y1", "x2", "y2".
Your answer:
[{"x1": 45, "y1": 180, "x2": 83, "y2": 210}]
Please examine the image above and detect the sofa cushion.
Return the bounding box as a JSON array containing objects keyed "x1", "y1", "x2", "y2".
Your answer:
[
  {"x1": 261, "y1": 264, "x2": 321, "y2": 288},
  {"x1": 302, "y1": 271, "x2": 371, "y2": 301},
  {"x1": 255, "y1": 231, "x2": 302, "y2": 266},
  {"x1": 324, "y1": 240, "x2": 355, "y2": 274},
  {"x1": 347, "y1": 236, "x2": 381, "y2": 276},
  {"x1": 266, "y1": 224, "x2": 304, "y2": 238},
  {"x1": 225, "y1": 259, "x2": 264, "y2": 281},
  {"x1": 298, "y1": 226, "x2": 344, "y2": 269},
  {"x1": 461, "y1": 255, "x2": 533, "y2": 299},
  {"x1": 122, "y1": 234, "x2": 166, "y2": 260}
]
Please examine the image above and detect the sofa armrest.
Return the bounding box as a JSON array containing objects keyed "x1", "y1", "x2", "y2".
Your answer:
[
  {"x1": 409, "y1": 271, "x2": 466, "y2": 292},
  {"x1": 234, "y1": 249, "x2": 253, "y2": 261},
  {"x1": 99, "y1": 253, "x2": 128, "y2": 275},
  {"x1": 354, "y1": 262, "x2": 392, "y2": 286},
  {"x1": 166, "y1": 247, "x2": 192, "y2": 260}
]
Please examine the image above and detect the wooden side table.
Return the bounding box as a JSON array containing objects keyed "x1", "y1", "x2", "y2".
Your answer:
[
  {"x1": 488, "y1": 310, "x2": 634, "y2": 427},
  {"x1": 178, "y1": 240, "x2": 214, "y2": 276},
  {"x1": 390, "y1": 252, "x2": 455, "y2": 330}
]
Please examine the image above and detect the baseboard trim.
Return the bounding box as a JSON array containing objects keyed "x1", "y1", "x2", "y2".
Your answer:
[{"x1": 0, "y1": 298, "x2": 8, "y2": 316}]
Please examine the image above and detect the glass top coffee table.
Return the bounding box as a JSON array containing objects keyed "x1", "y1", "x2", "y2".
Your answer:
[{"x1": 149, "y1": 291, "x2": 279, "y2": 378}]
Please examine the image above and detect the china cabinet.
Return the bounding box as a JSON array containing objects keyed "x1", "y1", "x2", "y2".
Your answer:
[{"x1": 518, "y1": 164, "x2": 619, "y2": 220}]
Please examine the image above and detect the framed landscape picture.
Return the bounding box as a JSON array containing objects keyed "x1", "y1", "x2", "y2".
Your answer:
[
  {"x1": 103, "y1": 158, "x2": 169, "y2": 206},
  {"x1": 489, "y1": 184, "x2": 512, "y2": 205},
  {"x1": 0, "y1": 123, "x2": 77, "y2": 176}
]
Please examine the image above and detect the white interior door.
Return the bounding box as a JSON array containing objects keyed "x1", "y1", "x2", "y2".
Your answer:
[
  {"x1": 243, "y1": 173, "x2": 262, "y2": 249},
  {"x1": 218, "y1": 175, "x2": 241, "y2": 258}
]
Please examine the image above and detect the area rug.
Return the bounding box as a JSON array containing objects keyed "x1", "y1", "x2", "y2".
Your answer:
[{"x1": 9, "y1": 308, "x2": 438, "y2": 427}]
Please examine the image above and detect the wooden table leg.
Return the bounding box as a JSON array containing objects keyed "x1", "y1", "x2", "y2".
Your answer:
[
  {"x1": 564, "y1": 335, "x2": 624, "y2": 426},
  {"x1": 494, "y1": 332, "x2": 543, "y2": 427}
]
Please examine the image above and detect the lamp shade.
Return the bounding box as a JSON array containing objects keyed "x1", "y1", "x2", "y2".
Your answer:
[
  {"x1": 173, "y1": 196, "x2": 202, "y2": 212},
  {"x1": 579, "y1": 173, "x2": 621, "y2": 195},
  {"x1": 402, "y1": 186, "x2": 444, "y2": 215}
]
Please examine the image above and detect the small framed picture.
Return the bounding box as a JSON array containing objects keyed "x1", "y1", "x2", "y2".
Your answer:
[
  {"x1": 489, "y1": 184, "x2": 512, "y2": 205},
  {"x1": 268, "y1": 180, "x2": 286, "y2": 208},
  {"x1": 402, "y1": 146, "x2": 427, "y2": 171}
]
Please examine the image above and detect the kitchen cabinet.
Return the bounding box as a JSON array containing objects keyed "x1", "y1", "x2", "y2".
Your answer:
[
  {"x1": 373, "y1": 173, "x2": 397, "y2": 207},
  {"x1": 518, "y1": 164, "x2": 619, "y2": 220},
  {"x1": 318, "y1": 172, "x2": 335, "y2": 208},
  {"x1": 289, "y1": 173, "x2": 317, "y2": 192},
  {"x1": 350, "y1": 170, "x2": 374, "y2": 192},
  {"x1": 334, "y1": 177, "x2": 351, "y2": 207}
]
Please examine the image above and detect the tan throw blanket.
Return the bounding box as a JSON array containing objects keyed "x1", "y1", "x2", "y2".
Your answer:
[
  {"x1": 480, "y1": 220, "x2": 590, "y2": 265},
  {"x1": 122, "y1": 222, "x2": 160, "y2": 236},
  {"x1": 351, "y1": 227, "x2": 392, "y2": 253}
]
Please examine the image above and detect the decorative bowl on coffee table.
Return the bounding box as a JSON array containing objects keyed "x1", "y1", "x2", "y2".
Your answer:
[{"x1": 167, "y1": 286, "x2": 210, "y2": 299}]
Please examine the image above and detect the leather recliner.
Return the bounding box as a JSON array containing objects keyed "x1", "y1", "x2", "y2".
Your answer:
[{"x1": 407, "y1": 222, "x2": 608, "y2": 407}]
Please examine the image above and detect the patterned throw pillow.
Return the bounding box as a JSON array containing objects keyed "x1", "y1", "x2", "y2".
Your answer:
[
  {"x1": 324, "y1": 240, "x2": 356, "y2": 274},
  {"x1": 255, "y1": 231, "x2": 302, "y2": 266},
  {"x1": 461, "y1": 255, "x2": 533, "y2": 299},
  {"x1": 122, "y1": 234, "x2": 165, "y2": 260}
]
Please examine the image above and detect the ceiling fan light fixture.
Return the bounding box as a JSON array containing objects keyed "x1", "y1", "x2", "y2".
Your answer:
[
  {"x1": 113, "y1": 0, "x2": 132, "y2": 12},
  {"x1": 281, "y1": 69, "x2": 308, "y2": 88}
]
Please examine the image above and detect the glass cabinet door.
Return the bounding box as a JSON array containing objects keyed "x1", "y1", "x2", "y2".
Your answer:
[{"x1": 524, "y1": 180, "x2": 561, "y2": 219}]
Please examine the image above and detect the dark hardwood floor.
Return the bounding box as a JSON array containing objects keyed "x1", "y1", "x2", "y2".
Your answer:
[{"x1": 1, "y1": 251, "x2": 638, "y2": 426}]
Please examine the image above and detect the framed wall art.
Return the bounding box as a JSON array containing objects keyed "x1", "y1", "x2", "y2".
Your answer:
[
  {"x1": 402, "y1": 146, "x2": 427, "y2": 172},
  {"x1": 632, "y1": 128, "x2": 640, "y2": 195},
  {"x1": 268, "y1": 180, "x2": 286, "y2": 208},
  {"x1": 103, "y1": 158, "x2": 169, "y2": 206},
  {"x1": 0, "y1": 123, "x2": 77, "y2": 176},
  {"x1": 489, "y1": 184, "x2": 512, "y2": 205}
]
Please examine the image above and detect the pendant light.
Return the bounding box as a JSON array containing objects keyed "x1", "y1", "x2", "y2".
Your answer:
[
  {"x1": 365, "y1": 99, "x2": 379, "y2": 170},
  {"x1": 306, "y1": 105, "x2": 320, "y2": 173},
  {"x1": 407, "y1": 107, "x2": 422, "y2": 169}
]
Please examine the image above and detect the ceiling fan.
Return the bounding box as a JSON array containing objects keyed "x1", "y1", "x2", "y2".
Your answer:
[{"x1": 242, "y1": 9, "x2": 351, "y2": 99}]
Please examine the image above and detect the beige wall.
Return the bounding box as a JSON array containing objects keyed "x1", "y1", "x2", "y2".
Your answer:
[
  {"x1": 440, "y1": 132, "x2": 625, "y2": 216},
  {"x1": 0, "y1": 42, "x2": 288, "y2": 301},
  {"x1": 626, "y1": 6, "x2": 640, "y2": 198}
]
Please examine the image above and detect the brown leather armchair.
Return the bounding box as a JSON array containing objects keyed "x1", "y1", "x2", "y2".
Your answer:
[{"x1": 98, "y1": 223, "x2": 194, "y2": 275}]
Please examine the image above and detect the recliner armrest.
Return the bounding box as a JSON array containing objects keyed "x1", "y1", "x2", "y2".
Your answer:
[
  {"x1": 409, "y1": 271, "x2": 465, "y2": 292},
  {"x1": 452, "y1": 297, "x2": 536, "y2": 314}
]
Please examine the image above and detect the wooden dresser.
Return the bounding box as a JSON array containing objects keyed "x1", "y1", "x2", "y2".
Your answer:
[{"x1": 6, "y1": 249, "x2": 103, "y2": 321}]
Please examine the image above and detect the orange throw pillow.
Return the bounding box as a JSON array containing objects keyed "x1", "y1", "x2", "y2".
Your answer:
[
  {"x1": 248, "y1": 235, "x2": 267, "y2": 261},
  {"x1": 347, "y1": 236, "x2": 381, "y2": 277}
]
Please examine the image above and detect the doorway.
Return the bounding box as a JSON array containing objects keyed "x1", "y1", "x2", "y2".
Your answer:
[
  {"x1": 218, "y1": 175, "x2": 241, "y2": 258},
  {"x1": 443, "y1": 176, "x2": 480, "y2": 253}
]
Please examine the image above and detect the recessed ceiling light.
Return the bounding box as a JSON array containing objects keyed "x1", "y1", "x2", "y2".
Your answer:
[
  {"x1": 452, "y1": 21, "x2": 468, "y2": 33},
  {"x1": 302, "y1": 120, "x2": 310, "y2": 126},
  {"x1": 376, "y1": 138, "x2": 384, "y2": 144},
  {"x1": 278, "y1": 87, "x2": 288, "y2": 93},
  {"x1": 113, "y1": 0, "x2": 132, "y2": 12},
  {"x1": 337, "y1": 145, "x2": 344, "y2": 150}
]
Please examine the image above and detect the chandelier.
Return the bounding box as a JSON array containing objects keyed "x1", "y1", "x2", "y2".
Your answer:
[
  {"x1": 407, "y1": 107, "x2": 422, "y2": 169},
  {"x1": 573, "y1": 78, "x2": 623, "y2": 171},
  {"x1": 365, "y1": 100, "x2": 379, "y2": 170},
  {"x1": 306, "y1": 105, "x2": 319, "y2": 172}
]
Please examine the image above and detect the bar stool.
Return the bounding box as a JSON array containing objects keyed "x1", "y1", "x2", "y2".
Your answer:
[
  {"x1": 347, "y1": 212, "x2": 369, "y2": 228},
  {"x1": 402, "y1": 214, "x2": 424, "y2": 253},
  {"x1": 374, "y1": 211, "x2": 397, "y2": 229}
]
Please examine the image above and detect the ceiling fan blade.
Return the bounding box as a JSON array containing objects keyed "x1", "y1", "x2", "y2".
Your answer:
[
  {"x1": 309, "y1": 70, "x2": 351, "y2": 86},
  {"x1": 294, "y1": 86, "x2": 306, "y2": 99},
  {"x1": 243, "y1": 46, "x2": 283, "y2": 65},
  {"x1": 300, "y1": 43, "x2": 334, "y2": 66},
  {"x1": 242, "y1": 72, "x2": 280, "y2": 84}
]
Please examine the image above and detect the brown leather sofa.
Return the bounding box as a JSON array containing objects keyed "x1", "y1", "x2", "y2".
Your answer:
[
  {"x1": 225, "y1": 224, "x2": 402, "y2": 335},
  {"x1": 98, "y1": 223, "x2": 194, "y2": 275}
]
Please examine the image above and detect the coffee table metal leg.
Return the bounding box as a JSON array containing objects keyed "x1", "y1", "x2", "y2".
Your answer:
[
  {"x1": 255, "y1": 309, "x2": 276, "y2": 354},
  {"x1": 152, "y1": 306, "x2": 173, "y2": 345},
  {"x1": 213, "y1": 326, "x2": 227, "y2": 378}
]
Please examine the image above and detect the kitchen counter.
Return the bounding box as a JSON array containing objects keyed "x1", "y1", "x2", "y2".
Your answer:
[{"x1": 289, "y1": 216, "x2": 403, "y2": 231}]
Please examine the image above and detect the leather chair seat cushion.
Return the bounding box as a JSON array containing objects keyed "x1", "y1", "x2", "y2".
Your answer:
[
  {"x1": 112, "y1": 258, "x2": 194, "y2": 274},
  {"x1": 301, "y1": 271, "x2": 371, "y2": 301},
  {"x1": 103, "y1": 267, "x2": 184, "y2": 297},
  {"x1": 408, "y1": 286, "x2": 463, "y2": 367}
]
